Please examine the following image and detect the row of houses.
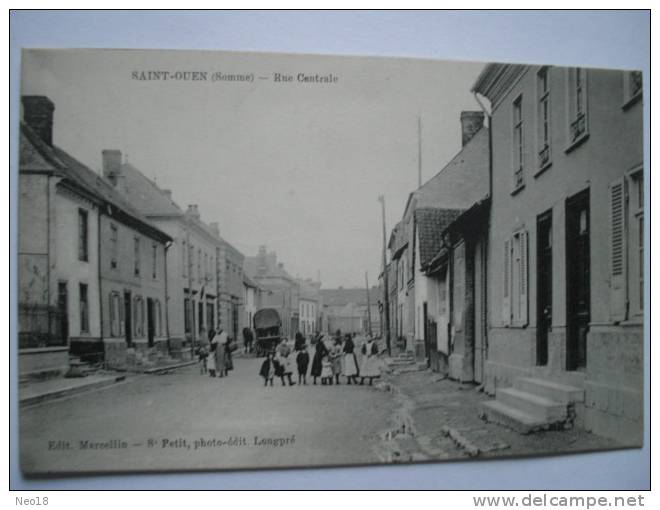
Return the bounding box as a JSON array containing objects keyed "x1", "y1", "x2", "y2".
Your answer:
[
  {"x1": 18, "y1": 95, "x2": 255, "y2": 377},
  {"x1": 380, "y1": 64, "x2": 644, "y2": 445}
]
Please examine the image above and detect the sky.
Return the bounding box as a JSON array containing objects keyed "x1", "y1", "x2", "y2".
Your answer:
[{"x1": 21, "y1": 48, "x2": 483, "y2": 288}]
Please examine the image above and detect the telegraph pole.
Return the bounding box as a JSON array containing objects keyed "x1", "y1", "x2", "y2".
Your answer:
[
  {"x1": 378, "y1": 195, "x2": 391, "y2": 356},
  {"x1": 365, "y1": 271, "x2": 372, "y2": 337},
  {"x1": 418, "y1": 116, "x2": 422, "y2": 188}
]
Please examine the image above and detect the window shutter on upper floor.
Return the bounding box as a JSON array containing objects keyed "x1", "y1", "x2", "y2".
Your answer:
[
  {"x1": 503, "y1": 239, "x2": 511, "y2": 325},
  {"x1": 610, "y1": 177, "x2": 628, "y2": 322},
  {"x1": 520, "y1": 230, "x2": 529, "y2": 326}
]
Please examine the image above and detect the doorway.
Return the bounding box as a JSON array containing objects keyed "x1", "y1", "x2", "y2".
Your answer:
[
  {"x1": 566, "y1": 189, "x2": 590, "y2": 371},
  {"x1": 536, "y1": 210, "x2": 552, "y2": 366},
  {"x1": 147, "y1": 297, "x2": 155, "y2": 347},
  {"x1": 57, "y1": 281, "x2": 69, "y2": 344},
  {"x1": 124, "y1": 291, "x2": 132, "y2": 347}
]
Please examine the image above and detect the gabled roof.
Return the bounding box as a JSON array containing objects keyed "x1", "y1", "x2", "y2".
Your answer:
[
  {"x1": 414, "y1": 127, "x2": 489, "y2": 210},
  {"x1": 119, "y1": 162, "x2": 184, "y2": 217},
  {"x1": 415, "y1": 208, "x2": 464, "y2": 269},
  {"x1": 20, "y1": 123, "x2": 171, "y2": 243},
  {"x1": 118, "y1": 160, "x2": 243, "y2": 257}
]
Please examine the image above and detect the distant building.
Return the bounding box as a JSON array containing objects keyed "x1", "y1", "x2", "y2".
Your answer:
[
  {"x1": 243, "y1": 274, "x2": 262, "y2": 331},
  {"x1": 244, "y1": 246, "x2": 299, "y2": 339},
  {"x1": 319, "y1": 287, "x2": 380, "y2": 337},
  {"x1": 104, "y1": 152, "x2": 244, "y2": 355},
  {"x1": 298, "y1": 278, "x2": 321, "y2": 336}
]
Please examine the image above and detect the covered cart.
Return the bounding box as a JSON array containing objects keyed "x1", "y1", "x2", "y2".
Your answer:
[{"x1": 253, "y1": 308, "x2": 282, "y2": 357}]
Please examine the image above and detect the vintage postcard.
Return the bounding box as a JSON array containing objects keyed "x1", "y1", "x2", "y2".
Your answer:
[{"x1": 17, "y1": 48, "x2": 644, "y2": 475}]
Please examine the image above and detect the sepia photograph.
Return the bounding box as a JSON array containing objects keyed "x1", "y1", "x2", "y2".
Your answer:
[{"x1": 15, "y1": 39, "x2": 645, "y2": 477}]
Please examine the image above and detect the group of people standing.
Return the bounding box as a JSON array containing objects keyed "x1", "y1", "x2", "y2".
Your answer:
[
  {"x1": 259, "y1": 331, "x2": 381, "y2": 387},
  {"x1": 197, "y1": 327, "x2": 238, "y2": 378}
]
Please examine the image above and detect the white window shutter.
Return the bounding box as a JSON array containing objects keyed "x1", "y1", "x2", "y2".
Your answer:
[
  {"x1": 503, "y1": 239, "x2": 511, "y2": 325},
  {"x1": 520, "y1": 230, "x2": 529, "y2": 326},
  {"x1": 610, "y1": 178, "x2": 628, "y2": 322}
]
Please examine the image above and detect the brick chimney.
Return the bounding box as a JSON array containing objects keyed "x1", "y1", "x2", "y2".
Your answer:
[
  {"x1": 162, "y1": 189, "x2": 172, "y2": 199},
  {"x1": 186, "y1": 204, "x2": 200, "y2": 220},
  {"x1": 22, "y1": 96, "x2": 55, "y2": 146},
  {"x1": 102, "y1": 150, "x2": 123, "y2": 186},
  {"x1": 460, "y1": 111, "x2": 485, "y2": 147}
]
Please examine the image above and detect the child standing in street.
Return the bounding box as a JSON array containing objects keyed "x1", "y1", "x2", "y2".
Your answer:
[
  {"x1": 296, "y1": 345, "x2": 310, "y2": 385},
  {"x1": 259, "y1": 352, "x2": 275, "y2": 386}
]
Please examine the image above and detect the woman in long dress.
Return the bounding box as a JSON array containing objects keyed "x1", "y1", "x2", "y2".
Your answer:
[
  {"x1": 215, "y1": 328, "x2": 227, "y2": 378},
  {"x1": 360, "y1": 335, "x2": 380, "y2": 386},
  {"x1": 330, "y1": 337, "x2": 343, "y2": 385},
  {"x1": 310, "y1": 335, "x2": 328, "y2": 385},
  {"x1": 342, "y1": 334, "x2": 359, "y2": 385}
]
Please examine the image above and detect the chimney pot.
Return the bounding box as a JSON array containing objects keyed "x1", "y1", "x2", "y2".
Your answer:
[
  {"x1": 186, "y1": 204, "x2": 200, "y2": 219},
  {"x1": 209, "y1": 221, "x2": 220, "y2": 237},
  {"x1": 102, "y1": 149, "x2": 123, "y2": 186},
  {"x1": 22, "y1": 96, "x2": 55, "y2": 146},
  {"x1": 460, "y1": 111, "x2": 485, "y2": 147}
]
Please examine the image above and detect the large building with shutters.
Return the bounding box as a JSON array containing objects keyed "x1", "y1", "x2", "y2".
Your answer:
[{"x1": 473, "y1": 64, "x2": 644, "y2": 444}]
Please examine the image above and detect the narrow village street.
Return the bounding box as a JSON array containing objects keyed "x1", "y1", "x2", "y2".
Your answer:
[
  {"x1": 20, "y1": 349, "x2": 622, "y2": 476},
  {"x1": 20, "y1": 356, "x2": 399, "y2": 475}
]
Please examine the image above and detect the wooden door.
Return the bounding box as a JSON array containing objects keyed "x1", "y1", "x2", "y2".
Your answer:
[
  {"x1": 566, "y1": 190, "x2": 590, "y2": 371},
  {"x1": 537, "y1": 210, "x2": 553, "y2": 366},
  {"x1": 124, "y1": 291, "x2": 132, "y2": 347}
]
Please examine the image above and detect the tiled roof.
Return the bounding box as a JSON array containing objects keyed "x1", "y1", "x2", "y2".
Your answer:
[
  {"x1": 20, "y1": 123, "x2": 171, "y2": 242},
  {"x1": 119, "y1": 163, "x2": 184, "y2": 217},
  {"x1": 320, "y1": 287, "x2": 381, "y2": 307},
  {"x1": 415, "y1": 208, "x2": 464, "y2": 269},
  {"x1": 119, "y1": 161, "x2": 243, "y2": 258},
  {"x1": 414, "y1": 127, "x2": 489, "y2": 210},
  {"x1": 19, "y1": 130, "x2": 57, "y2": 172}
]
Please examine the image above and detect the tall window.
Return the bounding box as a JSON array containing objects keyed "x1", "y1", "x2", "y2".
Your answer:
[
  {"x1": 79, "y1": 283, "x2": 89, "y2": 333},
  {"x1": 152, "y1": 243, "x2": 158, "y2": 279},
  {"x1": 134, "y1": 297, "x2": 144, "y2": 337},
  {"x1": 78, "y1": 209, "x2": 88, "y2": 261},
  {"x1": 198, "y1": 249, "x2": 202, "y2": 283},
  {"x1": 623, "y1": 71, "x2": 643, "y2": 107},
  {"x1": 512, "y1": 95, "x2": 524, "y2": 189},
  {"x1": 537, "y1": 67, "x2": 551, "y2": 170},
  {"x1": 190, "y1": 244, "x2": 195, "y2": 281},
  {"x1": 155, "y1": 300, "x2": 162, "y2": 337},
  {"x1": 110, "y1": 224, "x2": 118, "y2": 269},
  {"x1": 134, "y1": 237, "x2": 141, "y2": 277},
  {"x1": 110, "y1": 292, "x2": 121, "y2": 336},
  {"x1": 184, "y1": 297, "x2": 191, "y2": 333},
  {"x1": 568, "y1": 68, "x2": 588, "y2": 144},
  {"x1": 631, "y1": 170, "x2": 644, "y2": 314},
  {"x1": 503, "y1": 231, "x2": 529, "y2": 326},
  {"x1": 181, "y1": 241, "x2": 187, "y2": 277}
]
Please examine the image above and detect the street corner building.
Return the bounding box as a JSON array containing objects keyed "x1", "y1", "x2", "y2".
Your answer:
[
  {"x1": 388, "y1": 64, "x2": 644, "y2": 446},
  {"x1": 18, "y1": 96, "x2": 173, "y2": 375}
]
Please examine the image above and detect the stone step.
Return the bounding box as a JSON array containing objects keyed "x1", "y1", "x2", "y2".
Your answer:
[
  {"x1": 514, "y1": 377, "x2": 584, "y2": 404},
  {"x1": 496, "y1": 387, "x2": 566, "y2": 422},
  {"x1": 479, "y1": 400, "x2": 546, "y2": 434}
]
